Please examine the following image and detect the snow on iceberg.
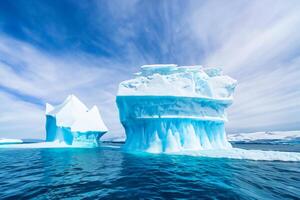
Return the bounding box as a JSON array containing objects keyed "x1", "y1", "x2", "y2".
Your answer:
[
  {"x1": 116, "y1": 64, "x2": 237, "y2": 153},
  {"x1": 46, "y1": 95, "x2": 108, "y2": 147}
]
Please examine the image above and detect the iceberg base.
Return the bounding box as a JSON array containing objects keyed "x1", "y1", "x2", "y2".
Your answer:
[
  {"x1": 123, "y1": 119, "x2": 232, "y2": 153},
  {"x1": 46, "y1": 116, "x2": 105, "y2": 147}
]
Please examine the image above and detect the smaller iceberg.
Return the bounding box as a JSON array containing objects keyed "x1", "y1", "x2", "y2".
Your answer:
[{"x1": 45, "y1": 95, "x2": 108, "y2": 147}]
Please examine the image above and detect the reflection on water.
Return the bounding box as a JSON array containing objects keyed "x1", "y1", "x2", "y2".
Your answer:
[{"x1": 0, "y1": 144, "x2": 299, "y2": 199}]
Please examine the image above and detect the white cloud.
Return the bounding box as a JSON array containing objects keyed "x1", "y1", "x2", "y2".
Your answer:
[
  {"x1": 0, "y1": 91, "x2": 44, "y2": 139},
  {"x1": 0, "y1": 34, "x2": 129, "y2": 139},
  {"x1": 1, "y1": 0, "x2": 300, "y2": 139},
  {"x1": 185, "y1": 0, "x2": 300, "y2": 132}
]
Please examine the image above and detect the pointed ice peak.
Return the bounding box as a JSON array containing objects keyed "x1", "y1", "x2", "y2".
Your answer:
[
  {"x1": 89, "y1": 105, "x2": 102, "y2": 115},
  {"x1": 45, "y1": 95, "x2": 108, "y2": 133},
  {"x1": 64, "y1": 94, "x2": 88, "y2": 110},
  {"x1": 47, "y1": 94, "x2": 88, "y2": 116},
  {"x1": 71, "y1": 105, "x2": 108, "y2": 132},
  {"x1": 47, "y1": 95, "x2": 88, "y2": 127},
  {"x1": 45, "y1": 103, "x2": 54, "y2": 115}
]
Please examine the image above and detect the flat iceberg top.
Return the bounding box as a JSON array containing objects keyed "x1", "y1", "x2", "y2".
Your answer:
[
  {"x1": 118, "y1": 64, "x2": 237, "y2": 100},
  {"x1": 46, "y1": 95, "x2": 108, "y2": 132},
  {"x1": 141, "y1": 64, "x2": 178, "y2": 69}
]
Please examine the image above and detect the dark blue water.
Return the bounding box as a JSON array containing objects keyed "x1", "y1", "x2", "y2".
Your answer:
[{"x1": 0, "y1": 144, "x2": 299, "y2": 199}]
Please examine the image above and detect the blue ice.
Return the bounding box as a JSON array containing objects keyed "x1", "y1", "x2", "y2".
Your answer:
[
  {"x1": 45, "y1": 95, "x2": 108, "y2": 147},
  {"x1": 117, "y1": 64, "x2": 237, "y2": 153}
]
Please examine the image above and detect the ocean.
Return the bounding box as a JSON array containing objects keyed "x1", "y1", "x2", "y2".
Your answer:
[{"x1": 0, "y1": 143, "x2": 299, "y2": 199}]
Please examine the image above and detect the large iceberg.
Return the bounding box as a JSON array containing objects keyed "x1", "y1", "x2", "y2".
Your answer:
[
  {"x1": 46, "y1": 95, "x2": 108, "y2": 147},
  {"x1": 116, "y1": 64, "x2": 237, "y2": 153}
]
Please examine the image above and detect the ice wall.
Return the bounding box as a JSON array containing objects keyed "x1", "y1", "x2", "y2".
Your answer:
[
  {"x1": 117, "y1": 64, "x2": 237, "y2": 153},
  {"x1": 45, "y1": 95, "x2": 108, "y2": 147}
]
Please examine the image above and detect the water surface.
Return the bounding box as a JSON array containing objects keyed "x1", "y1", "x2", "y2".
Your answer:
[{"x1": 0, "y1": 144, "x2": 299, "y2": 199}]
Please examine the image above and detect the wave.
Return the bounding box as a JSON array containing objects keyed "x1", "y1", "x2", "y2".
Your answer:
[{"x1": 1, "y1": 142, "x2": 300, "y2": 162}]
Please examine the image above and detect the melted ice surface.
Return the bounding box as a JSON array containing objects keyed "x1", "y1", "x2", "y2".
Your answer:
[{"x1": 118, "y1": 64, "x2": 237, "y2": 100}]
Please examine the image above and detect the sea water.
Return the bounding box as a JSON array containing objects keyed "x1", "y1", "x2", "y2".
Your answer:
[{"x1": 0, "y1": 143, "x2": 299, "y2": 199}]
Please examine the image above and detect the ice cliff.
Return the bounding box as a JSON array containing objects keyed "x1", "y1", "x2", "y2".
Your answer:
[
  {"x1": 116, "y1": 64, "x2": 237, "y2": 153},
  {"x1": 45, "y1": 95, "x2": 108, "y2": 147}
]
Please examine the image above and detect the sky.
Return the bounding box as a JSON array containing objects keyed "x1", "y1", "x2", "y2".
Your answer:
[{"x1": 0, "y1": 0, "x2": 300, "y2": 140}]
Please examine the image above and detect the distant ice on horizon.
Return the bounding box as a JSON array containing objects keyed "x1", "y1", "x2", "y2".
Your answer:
[
  {"x1": 228, "y1": 131, "x2": 300, "y2": 143},
  {"x1": 103, "y1": 130, "x2": 300, "y2": 143},
  {"x1": 0, "y1": 138, "x2": 23, "y2": 144}
]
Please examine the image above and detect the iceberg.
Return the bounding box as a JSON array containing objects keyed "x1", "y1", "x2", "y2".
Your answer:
[
  {"x1": 228, "y1": 131, "x2": 300, "y2": 144},
  {"x1": 116, "y1": 64, "x2": 237, "y2": 152},
  {"x1": 45, "y1": 95, "x2": 108, "y2": 147},
  {"x1": 0, "y1": 138, "x2": 23, "y2": 144}
]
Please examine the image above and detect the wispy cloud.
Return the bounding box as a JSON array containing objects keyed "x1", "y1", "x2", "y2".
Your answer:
[
  {"x1": 184, "y1": 0, "x2": 300, "y2": 132},
  {"x1": 0, "y1": 90, "x2": 43, "y2": 139},
  {"x1": 0, "y1": 34, "x2": 128, "y2": 139},
  {"x1": 0, "y1": 0, "x2": 300, "y2": 139}
]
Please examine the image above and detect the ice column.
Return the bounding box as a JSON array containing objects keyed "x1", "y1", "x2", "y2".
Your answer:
[{"x1": 116, "y1": 64, "x2": 237, "y2": 153}]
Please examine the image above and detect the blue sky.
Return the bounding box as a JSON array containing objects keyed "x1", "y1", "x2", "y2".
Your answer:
[{"x1": 0, "y1": 0, "x2": 300, "y2": 139}]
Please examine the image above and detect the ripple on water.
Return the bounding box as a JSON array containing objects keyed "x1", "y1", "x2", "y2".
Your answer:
[{"x1": 0, "y1": 144, "x2": 299, "y2": 199}]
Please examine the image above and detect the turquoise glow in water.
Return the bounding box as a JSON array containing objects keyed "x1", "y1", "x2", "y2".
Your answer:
[{"x1": 0, "y1": 144, "x2": 299, "y2": 199}]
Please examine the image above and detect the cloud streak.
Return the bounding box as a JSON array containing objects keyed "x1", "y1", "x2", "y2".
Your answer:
[
  {"x1": 0, "y1": 34, "x2": 127, "y2": 139},
  {"x1": 186, "y1": 0, "x2": 300, "y2": 132},
  {"x1": 0, "y1": 0, "x2": 300, "y2": 139}
]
